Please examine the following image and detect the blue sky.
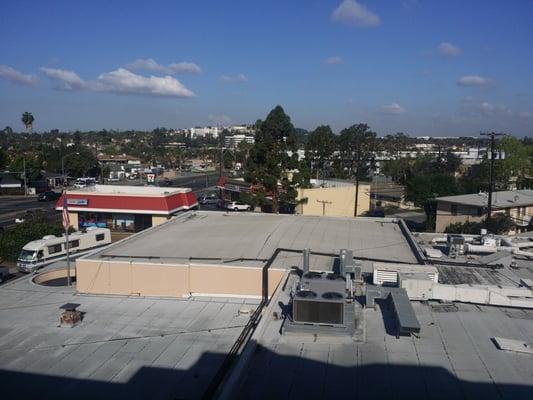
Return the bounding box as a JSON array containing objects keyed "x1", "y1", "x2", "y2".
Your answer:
[{"x1": 1, "y1": 0, "x2": 532, "y2": 136}]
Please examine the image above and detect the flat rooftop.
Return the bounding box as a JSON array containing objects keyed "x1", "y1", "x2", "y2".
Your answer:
[
  {"x1": 233, "y1": 278, "x2": 533, "y2": 400},
  {"x1": 414, "y1": 232, "x2": 533, "y2": 286},
  {"x1": 85, "y1": 212, "x2": 419, "y2": 268},
  {"x1": 436, "y1": 190, "x2": 533, "y2": 208},
  {"x1": 0, "y1": 263, "x2": 258, "y2": 400},
  {"x1": 67, "y1": 184, "x2": 191, "y2": 196}
]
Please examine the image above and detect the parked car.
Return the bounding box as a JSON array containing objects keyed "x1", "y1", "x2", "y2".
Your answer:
[
  {"x1": 38, "y1": 191, "x2": 61, "y2": 202},
  {"x1": 225, "y1": 201, "x2": 252, "y2": 212},
  {"x1": 199, "y1": 194, "x2": 220, "y2": 205},
  {"x1": 15, "y1": 210, "x2": 34, "y2": 224},
  {"x1": 0, "y1": 266, "x2": 10, "y2": 283},
  {"x1": 158, "y1": 179, "x2": 173, "y2": 187}
]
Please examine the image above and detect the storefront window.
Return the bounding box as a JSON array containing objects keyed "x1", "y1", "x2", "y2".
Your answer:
[
  {"x1": 79, "y1": 212, "x2": 109, "y2": 229},
  {"x1": 113, "y1": 214, "x2": 135, "y2": 232},
  {"x1": 77, "y1": 211, "x2": 157, "y2": 232}
]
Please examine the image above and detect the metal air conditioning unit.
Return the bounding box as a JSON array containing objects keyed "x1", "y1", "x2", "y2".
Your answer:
[{"x1": 292, "y1": 272, "x2": 346, "y2": 325}]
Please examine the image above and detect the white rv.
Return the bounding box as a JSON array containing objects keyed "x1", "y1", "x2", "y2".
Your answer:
[{"x1": 16, "y1": 227, "x2": 111, "y2": 273}]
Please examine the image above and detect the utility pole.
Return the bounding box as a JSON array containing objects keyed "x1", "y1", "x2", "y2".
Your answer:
[
  {"x1": 480, "y1": 132, "x2": 503, "y2": 219},
  {"x1": 23, "y1": 156, "x2": 27, "y2": 196},
  {"x1": 316, "y1": 199, "x2": 332, "y2": 216}
]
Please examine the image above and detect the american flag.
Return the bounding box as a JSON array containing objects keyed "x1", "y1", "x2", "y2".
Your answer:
[{"x1": 62, "y1": 195, "x2": 70, "y2": 231}]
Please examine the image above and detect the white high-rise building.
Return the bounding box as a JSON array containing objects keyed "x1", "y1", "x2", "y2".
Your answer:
[{"x1": 188, "y1": 126, "x2": 220, "y2": 139}]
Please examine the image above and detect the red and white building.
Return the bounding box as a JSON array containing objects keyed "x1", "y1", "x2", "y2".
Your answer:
[{"x1": 56, "y1": 185, "x2": 198, "y2": 232}]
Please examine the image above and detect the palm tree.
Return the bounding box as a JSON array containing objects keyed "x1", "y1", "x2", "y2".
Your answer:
[{"x1": 21, "y1": 112, "x2": 35, "y2": 133}]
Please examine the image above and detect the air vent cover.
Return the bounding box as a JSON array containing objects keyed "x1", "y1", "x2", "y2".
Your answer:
[
  {"x1": 296, "y1": 290, "x2": 317, "y2": 299},
  {"x1": 322, "y1": 292, "x2": 343, "y2": 300},
  {"x1": 303, "y1": 272, "x2": 323, "y2": 279}
]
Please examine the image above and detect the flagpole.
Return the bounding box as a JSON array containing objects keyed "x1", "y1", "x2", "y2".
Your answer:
[{"x1": 64, "y1": 194, "x2": 71, "y2": 287}]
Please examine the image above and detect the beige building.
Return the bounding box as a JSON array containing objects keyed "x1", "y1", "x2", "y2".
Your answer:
[
  {"x1": 75, "y1": 212, "x2": 418, "y2": 299},
  {"x1": 296, "y1": 179, "x2": 370, "y2": 217},
  {"x1": 435, "y1": 190, "x2": 533, "y2": 233}
]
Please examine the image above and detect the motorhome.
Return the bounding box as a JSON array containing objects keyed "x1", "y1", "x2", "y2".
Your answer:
[
  {"x1": 16, "y1": 227, "x2": 111, "y2": 273},
  {"x1": 74, "y1": 177, "x2": 97, "y2": 188}
]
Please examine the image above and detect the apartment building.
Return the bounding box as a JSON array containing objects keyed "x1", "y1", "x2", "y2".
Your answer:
[{"x1": 435, "y1": 190, "x2": 533, "y2": 233}]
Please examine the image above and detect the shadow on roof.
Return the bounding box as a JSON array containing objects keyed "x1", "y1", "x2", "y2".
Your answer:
[{"x1": 1, "y1": 345, "x2": 532, "y2": 400}]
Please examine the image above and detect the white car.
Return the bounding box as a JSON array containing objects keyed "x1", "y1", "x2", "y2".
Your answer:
[{"x1": 225, "y1": 201, "x2": 252, "y2": 212}]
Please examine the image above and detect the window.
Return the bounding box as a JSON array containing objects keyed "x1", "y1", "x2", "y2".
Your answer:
[
  {"x1": 95, "y1": 233, "x2": 105, "y2": 241},
  {"x1": 451, "y1": 204, "x2": 458, "y2": 216},
  {"x1": 48, "y1": 244, "x2": 62, "y2": 255},
  {"x1": 67, "y1": 240, "x2": 79, "y2": 249},
  {"x1": 477, "y1": 207, "x2": 483, "y2": 217}
]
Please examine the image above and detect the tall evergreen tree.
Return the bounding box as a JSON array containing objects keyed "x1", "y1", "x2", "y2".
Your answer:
[
  {"x1": 336, "y1": 124, "x2": 378, "y2": 216},
  {"x1": 245, "y1": 106, "x2": 298, "y2": 213},
  {"x1": 305, "y1": 125, "x2": 335, "y2": 180}
]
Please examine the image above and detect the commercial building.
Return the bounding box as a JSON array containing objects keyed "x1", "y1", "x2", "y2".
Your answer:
[
  {"x1": 224, "y1": 134, "x2": 254, "y2": 149},
  {"x1": 435, "y1": 190, "x2": 533, "y2": 233},
  {"x1": 2, "y1": 211, "x2": 533, "y2": 398},
  {"x1": 55, "y1": 185, "x2": 197, "y2": 232},
  {"x1": 188, "y1": 126, "x2": 220, "y2": 139},
  {"x1": 75, "y1": 212, "x2": 417, "y2": 298},
  {"x1": 296, "y1": 179, "x2": 371, "y2": 217}
]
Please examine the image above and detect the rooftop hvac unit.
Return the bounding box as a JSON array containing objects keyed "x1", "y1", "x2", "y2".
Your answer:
[
  {"x1": 447, "y1": 234, "x2": 465, "y2": 257},
  {"x1": 292, "y1": 272, "x2": 346, "y2": 326}
]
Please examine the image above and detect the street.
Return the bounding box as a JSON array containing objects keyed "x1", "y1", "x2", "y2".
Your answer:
[
  {"x1": 0, "y1": 196, "x2": 58, "y2": 229},
  {"x1": 168, "y1": 172, "x2": 220, "y2": 193}
]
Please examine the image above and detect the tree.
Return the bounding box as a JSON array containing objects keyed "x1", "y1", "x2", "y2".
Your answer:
[
  {"x1": 381, "y1": 156, "x2": 413, "y2": 185},
  {"x1": 63, "y1": 146, "x2": 99, "y2": 177},
  {"x1": 305, "y1": 125, "x2": 335, "y2": 180},
  {"x1": 444, "y1": 214, "x2": 513, "y2": 235},
  {"x1": 21, "y1": 112, "x2": 35, "y2": 134},
  {"x1": 335, "y1": 124, "x2": 378, "y2": 216},
  {"x1": 9, "y1": 154, "x2": 42, "y2": 181},
  {"x1": 406, "y1": 174, "x2": 460, "y2": 230},
  {"x1": 245, "y1": 106, "x2": 299, "y2": 213},
  {"x1": 0, "y1": 212, "x2": 66, "y2": 262},
  {"x1": 0, "y1": 148, "x2": 7, "y2": 171},
  {"x1": 382, "y1": 132, "x2": 409, "y2": 158}
]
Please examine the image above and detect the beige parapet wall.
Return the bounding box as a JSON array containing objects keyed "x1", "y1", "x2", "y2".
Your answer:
[{"x1": 76, "y1": 259, "x2": 285, "y2": 298}]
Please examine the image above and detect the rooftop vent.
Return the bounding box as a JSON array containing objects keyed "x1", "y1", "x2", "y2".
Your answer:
[
  {"x1": 303, "y1": 271, "x2": 323, "y2": 280},
  {"x1": 322, "y1": 291, "x2": 343, "y2": 300},
  {"x1": 326, "y1": 273, "x2": 345, "y2": 281},
  {"x1": 296, "y1": 290, "x2": 317, "y2": 299}
]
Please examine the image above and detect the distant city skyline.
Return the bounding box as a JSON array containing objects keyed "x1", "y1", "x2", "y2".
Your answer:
[{"x1": 1, "y1": 0, "x2": 532, "y2": 136}]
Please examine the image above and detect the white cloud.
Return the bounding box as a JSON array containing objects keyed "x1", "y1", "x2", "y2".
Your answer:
[
  {"x1": 461, "y1": 98, "x2": 512, "y2": 116},
  {"x1": 220, "y1": 73, "x2": 248, "y2": 83},
  {"x1": 324, "y1": 56, "x2": 343, "y2": 65},
  {"x1": 331, "y1": 0, "x2": 380, "y2": 27},
  {"x1": 0, "y1": 65, "x2": 38, "y2": 85},
  {"x1": 381, "y1": 103, "x2": 406, "y2": 115},
  {"x1": 126, "y1": 58, "x2": 201, "y2": 75},
  {"x1": 168, "y1": 62, "x2": 202, "y2": 74},
  {"x1": 438, "y1": 42, "x2": 462, "y2": 57},
  {"x1": 94, "y1": 69, "x2": 195, "y2": 97},
  {"x1": 457, "y1": 75, "x2": 494, "y2": 87},
  {"x1": 208, "y1": 114, "x2": 232, "y2": 125},
  {"x1": 41, "y1": 67, "x2": 195, "y2": 97},
  {"x1": 40, "y1": 67, "x2": 86, "y2": 90}
]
